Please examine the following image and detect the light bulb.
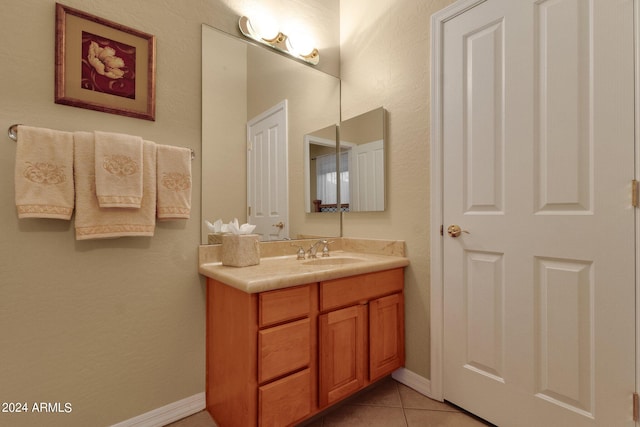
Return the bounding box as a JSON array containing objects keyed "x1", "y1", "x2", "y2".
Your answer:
[
  {"x1": 286, "y1": 33, "x2": 315, "y2": 57},
  {"x1": 249, "y1": 14, "x2": 279, "y2": 41}
]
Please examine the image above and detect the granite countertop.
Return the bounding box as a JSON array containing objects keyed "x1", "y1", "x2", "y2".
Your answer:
[{"x1": 198, "y1": 238, "x2": 409, "y2": 293}]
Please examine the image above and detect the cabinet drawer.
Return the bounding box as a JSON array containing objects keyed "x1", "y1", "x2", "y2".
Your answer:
[
  {"x1": 320, "y1": 268, "x2": 404, "y2": 311},
  {"x1": 259, "y1": 368, "x2": 311, "y2": 427},
  {"x1": 259, "y1": 285, "x2": 311, "y2": 327},
  {"x1": 259, "y1": 318, "x2": 310, "y2": 383}
]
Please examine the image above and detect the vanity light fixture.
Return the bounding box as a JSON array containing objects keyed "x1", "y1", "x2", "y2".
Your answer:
[{"x1": 238, "y1": 15, "x2": 320, "y2": 65}]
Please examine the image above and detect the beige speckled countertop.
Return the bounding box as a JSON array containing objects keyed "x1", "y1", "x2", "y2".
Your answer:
[{"x1": 198, "y1": 238, "x2": 409, "y2": 293}]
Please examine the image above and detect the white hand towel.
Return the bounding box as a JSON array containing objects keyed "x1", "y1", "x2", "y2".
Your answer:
[
  {"x1": 156, "y1": 144, "x2": 192, "y2": 220},
  {"x1": 94, "y1": 131, "x2": 143, "y2": 208},
  {"x1": 15, "y1": 125, "x2": 74, "y2": 220},
  {"x1": 74, "y1": 132, "x2": 156, "y2": 240}
]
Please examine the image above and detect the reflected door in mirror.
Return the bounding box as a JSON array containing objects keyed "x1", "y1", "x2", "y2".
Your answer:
[{"x1": 248, "y1": 101, "x2": 289, "y2": 240}]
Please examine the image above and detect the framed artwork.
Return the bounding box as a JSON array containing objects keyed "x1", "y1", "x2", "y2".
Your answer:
[{"x1": 55, "y1": 3, "x2": 156, "y2": 121}]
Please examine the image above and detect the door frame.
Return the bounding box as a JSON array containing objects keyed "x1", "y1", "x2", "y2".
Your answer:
[
  {"x1": 634, "y1": 0, "x2": 640, "y2": 418},
  {"x1": 429, "y1": 0, "x2": 640, "y2": 410}
]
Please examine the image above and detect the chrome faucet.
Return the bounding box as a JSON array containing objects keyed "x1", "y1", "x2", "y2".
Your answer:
[
  {"x1": 292, "y1": 240, "x2": 333, "y2": 260},
  {"x1": 308, "y1": 240, "x2": 333, "y2": 258},
  {"x1": 307, "y1": 240, "x2": 324, "y2": 258}
]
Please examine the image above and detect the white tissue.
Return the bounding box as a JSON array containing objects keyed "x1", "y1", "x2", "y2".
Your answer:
[
  {"x1": 205, "y1": 220, "x2": 219, "y2": 233},
  {"x1": 227, "y1": 218, "x2": 256, "y2": 235},
  {"x1": 206, "y1": 218, "x2": 255, "y2": 234}
]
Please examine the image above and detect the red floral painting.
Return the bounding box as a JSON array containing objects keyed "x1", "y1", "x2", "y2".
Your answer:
[{"x1": 81, "y1": 31, "x2": 136, "y2": 99}]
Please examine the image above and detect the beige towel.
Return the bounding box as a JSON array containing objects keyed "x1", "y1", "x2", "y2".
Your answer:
[
  {"x1": 94, "y1": 131, "x2": 143, "y2": 208},
  {"x1": 156, "y1": 144, "x2": 192, "y2": 220},
  {"x1": 15, "y1": 125, "x2": 74, "y2": 220},
  {"x1": 74, "y1": 132, "x2": 156, "y2": 240}
]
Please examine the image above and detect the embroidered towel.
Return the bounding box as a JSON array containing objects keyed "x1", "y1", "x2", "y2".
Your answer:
[
  {"x1": 74, "y1": 132, "x2": 157, "y2": 240},
  {"x1": 156, "y1": 144, "x2": 192, "y2": 220},
  {"x1": 15, "y1": 125, "x2": 74, "y2": 220},
  {"x1": 94, "y1": 131, "x2": 143, "y2": 208}
]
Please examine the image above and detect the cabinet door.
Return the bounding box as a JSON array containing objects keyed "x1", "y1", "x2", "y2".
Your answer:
[
  {"x1": 319, "y1": 304, "x2": 366, "y2": 407},
  {"x1": 369, "y1": 293, "x2": 404, "y2": 381}
]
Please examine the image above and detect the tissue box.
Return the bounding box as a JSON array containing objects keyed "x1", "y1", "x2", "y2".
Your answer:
[
  {"x1": 208, "y1": 233, "x2": 226, "y2": 245},
  {"x1": 221, "y1": 234, "x2": 260, "y2": 267}
]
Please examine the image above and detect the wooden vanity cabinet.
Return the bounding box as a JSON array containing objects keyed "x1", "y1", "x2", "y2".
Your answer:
[
  {"x1": 206, "y1": 280, "x2": 317, "y2": 427},
  {"x1": 318, "y1": 268, "x2": 405, "y2": 408},
  {"x1": 206, "y1": 267, "x2": 404, "y2": 426}
]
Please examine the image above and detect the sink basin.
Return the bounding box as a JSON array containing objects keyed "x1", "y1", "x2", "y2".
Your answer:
[{"x1": 303, "y1": 257, "x2": 366, "y2": 266}]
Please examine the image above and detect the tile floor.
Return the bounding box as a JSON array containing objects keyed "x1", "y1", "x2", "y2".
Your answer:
[{"x1": 166, "y1": 377, "x2": 494, "y2": 427}]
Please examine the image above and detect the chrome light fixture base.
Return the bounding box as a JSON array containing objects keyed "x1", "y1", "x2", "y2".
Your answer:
[{"x1": 238, "y1": 16, "x2": 320, "y2": 66}]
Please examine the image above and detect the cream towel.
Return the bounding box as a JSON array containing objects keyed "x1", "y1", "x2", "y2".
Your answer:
[
  {"x1": 15, "y1": 125, "x2": 74, "y2": 220},
  {"x1": 156, "y1": 144, "x2": 192, "y2": 220},
  {"x1": 74, "y1": 132, "x2": 156, "y2": 240},
  {"x1": 94, "y1": 131, "x2": 143, "y2": 208}
]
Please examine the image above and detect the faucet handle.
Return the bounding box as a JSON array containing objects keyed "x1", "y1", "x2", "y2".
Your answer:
[
  {"x1": 290, "y1": 243, "x2": 306, "y2": 260},
  {"x1": 320, "y1": 240, "x2": 334, "y2": 257}
]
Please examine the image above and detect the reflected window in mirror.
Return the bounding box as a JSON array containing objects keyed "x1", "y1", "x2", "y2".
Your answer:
[
  {"x1": 338, "y1": 150, "x2": 349, "y2": 210},
  {"x1": 305, "y1": 125, "x2": 340, "y2": 213}
]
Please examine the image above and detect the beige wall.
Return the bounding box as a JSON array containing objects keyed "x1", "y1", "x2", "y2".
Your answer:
[
  {"x1": 340, "y1": 0, "x2": 455, "y2": 379},
  {"x1": 0, "y1": 1, "x2": 209, "y2": 426},
  {"x1": 0, "y1": 1, "x2": 336, "y2": 426}
]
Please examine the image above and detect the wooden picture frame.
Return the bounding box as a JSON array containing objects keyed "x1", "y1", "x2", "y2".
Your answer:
[{"x1": 55, "y1": 3, "x2": 156, "y2": 121}]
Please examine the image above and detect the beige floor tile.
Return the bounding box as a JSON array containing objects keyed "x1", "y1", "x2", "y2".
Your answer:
[
  {"x1": 322, "y1": 404, "x2": 407, "y2": 427},
  {"x1": 397, "y1": 383, "x2": 459, "y2": 412},
  {"x1": 404, "y1": 408, "x2": 490, "y2": 427},
  {"x1": 350, "y1": 376, "x2": 402, "y2": 407},
  {"x1": 171, "y1": 380, "x2": 490, "y2": 427}
]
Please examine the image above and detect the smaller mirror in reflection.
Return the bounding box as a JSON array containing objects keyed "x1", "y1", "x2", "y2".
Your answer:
[
  {"x1": 304, "y1": 125, "x2": 344, "y2": 213},
  {"x1": 340, "y1": 107, "x2": 385, "y2": 212}
]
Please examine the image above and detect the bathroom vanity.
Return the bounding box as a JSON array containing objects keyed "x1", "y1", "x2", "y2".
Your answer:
[{"x1": 199, "y1": 239, "x2": 408, "y2": 427}]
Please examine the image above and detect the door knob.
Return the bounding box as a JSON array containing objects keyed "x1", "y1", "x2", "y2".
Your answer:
[
  {"x1": 273, "y1": 221, "x2": 285, "y2": 229},
  {"x1": 447, "y1": 224, "x2": 469, "y2": 238}
]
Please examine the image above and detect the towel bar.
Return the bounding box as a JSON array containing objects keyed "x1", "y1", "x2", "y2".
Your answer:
[
  {"x1": 8, "y1": 124, "x2": 19, "y2": 141},
  {"x1": 7, "y1": 124, "x2": 195, "y2": 160}
]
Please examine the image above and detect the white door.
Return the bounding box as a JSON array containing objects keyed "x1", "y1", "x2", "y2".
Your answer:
[
  {"x1": 440, "y1": 1, "x2": 635, "y2": 426},
  {"x1": 247, "y1": 101, "x2": 289, "y2": 241},
  {"x1": 349, "y1": 139, "x2": 384, "y2": 211}
]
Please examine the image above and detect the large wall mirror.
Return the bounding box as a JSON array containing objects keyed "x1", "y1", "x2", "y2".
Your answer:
[{"x1": 201, "y1": 24, "x2": 341, "y2": 244}]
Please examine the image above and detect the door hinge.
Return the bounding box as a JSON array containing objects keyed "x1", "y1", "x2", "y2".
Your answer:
[
  {"x1": 248, "y1": 206, "x2": 251, "y2": 216},
  {"x1": 633, "y1": 392, "x2": 639, "y2": 422},
  {"x1": 440, "y1": 224, "x2": 444, "y2": 236},
  {"x1": 633, "y1": 180, "x2": 639, "y2": 207}
]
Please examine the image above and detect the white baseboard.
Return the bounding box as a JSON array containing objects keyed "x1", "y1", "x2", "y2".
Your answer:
[
  {"x1": 110, "y1": 392, "x2": 206, "y2": 427},
  {"x1": 108, "y1": 370, "x2": 429, "y2": 426},
  {"x1": 392, "y1": 368, "x2": 441, "y2": 401}
]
